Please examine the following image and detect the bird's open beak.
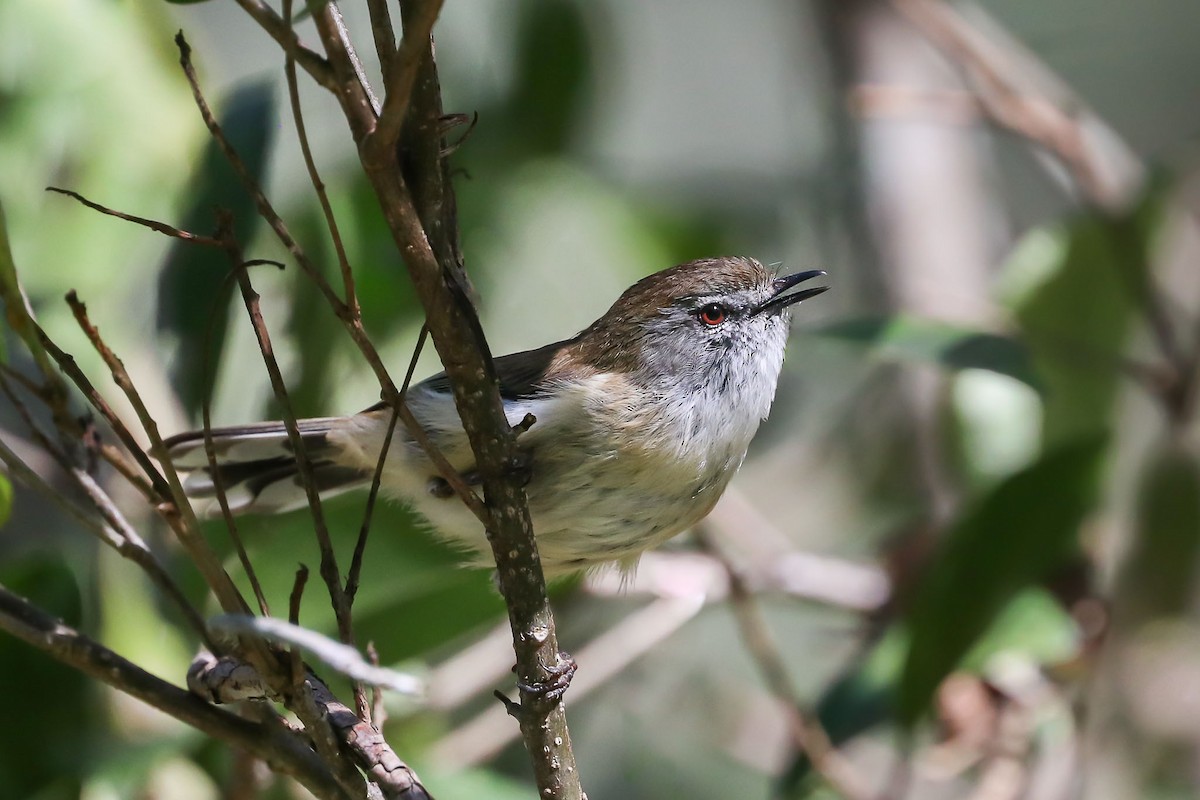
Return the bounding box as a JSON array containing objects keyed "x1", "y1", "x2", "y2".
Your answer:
[{"x1": 754, "y1": 270, "x2": 829, "y2": 315}]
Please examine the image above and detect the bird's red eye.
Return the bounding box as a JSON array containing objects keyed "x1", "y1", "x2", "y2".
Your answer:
[{"x1": 698, "y1": 303, "x2": 727, "y2": 326}]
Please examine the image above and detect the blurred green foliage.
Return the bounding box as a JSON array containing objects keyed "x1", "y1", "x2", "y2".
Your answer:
[
  {"x1": 812, "y1": 315, "x2": 1040, "y2": 390},
  {"x1": 157, "y1": 81, "x2": 275, "y2": 419},
  {"x1": 897, "y1": 433, "x2": 1106, "y2": 727}
]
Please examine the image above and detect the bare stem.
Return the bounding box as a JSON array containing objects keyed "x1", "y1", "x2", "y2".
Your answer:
[
  {"x1": 282, "y1": 0, "x2": 358, "y2": 313},
  {"x1": 699, "y1": 529, "x2": 873, "y2": 800},
  {"x1": 0, "y1": 584, "x2": 345, "y2": 800},
  {"x1": 63, "y1": 291, "x2": 250, "y2": 617},
  {"x1": 230, "y1": 0, "x2": 338, "y2": 92},
  {"x1": 46, "y1": 187, "x2": 223, "y2": 247}
]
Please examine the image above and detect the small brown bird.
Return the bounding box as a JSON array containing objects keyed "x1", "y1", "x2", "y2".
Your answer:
[{"x1": 165, "y1": 257, "x2": 827, "y2": 574}]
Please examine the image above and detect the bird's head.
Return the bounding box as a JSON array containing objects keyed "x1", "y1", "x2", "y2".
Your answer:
[{"x1": 576, "y1": 257, "x2": 828, "y2": 403}]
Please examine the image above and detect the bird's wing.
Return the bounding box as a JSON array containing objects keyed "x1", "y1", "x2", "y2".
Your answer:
[{"x1": 417, "y1": 339, "x2": 573, "y2": 400}]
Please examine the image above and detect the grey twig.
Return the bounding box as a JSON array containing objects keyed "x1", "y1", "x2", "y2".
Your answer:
[
  {"x1": 349, "y1": 326, "x2": 430, "y2": 601},
  {"x1": 230, "y1": 1, "x2": 338, "y2": 91},
  {"x1": 207, "y1": 614, "x2": 424, "y2": 696},
  {"x1": 282, "y1": 0, "x2": 358, "y2": 311},
  {"x1": 188, "y1": 649, "x2": 432, "y2": 800},
  {"x1": 63, "y1": 290, "x2": 251, "y2": 618},
  {"x1": 46, "y1": 187, "x2": 223, "y2": 247},
  {"x1": 198, "y1": 260, "x2": 274, "y2": 618},
  {"x1": 0, "y1": 585, "x2": 345, "y2": 800},
  {"x1": 366, "y1": 0, "x2": 398, "y2": 78}
]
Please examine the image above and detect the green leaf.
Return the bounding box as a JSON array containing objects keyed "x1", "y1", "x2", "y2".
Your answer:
[
  {"x1": 1005, "y1": 185, "x2": 1165, "y2": 449},
  {"x1": 897, "y1": 434, "x2": 1107, "y2": 727},
  {"x1": 156, "y1": 81, "x2": 276, "y2": 420},
  {"x1": 0, "y1": 473, "x2": 12, "y2": 529},
  {"x1": 782, "y1": 590, "x2": 1076, "y2": 795},
  {"x1": 809, "y1": 315, "x2": 1040, "y2": 390},
  {"x1": 957, "y1": 588, "x2": 1078, "y2": 672},
  {"x1": 1114, "y1": 443, "x2": 1200, "y2": 626},
  {"x1": 0, "y1": 560, "x2": 91, "y2": 797}
]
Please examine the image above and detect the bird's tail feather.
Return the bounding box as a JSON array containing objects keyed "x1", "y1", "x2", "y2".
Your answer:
[{"x1": 162, "y1": 419, "x2": 369, "y2": 517}]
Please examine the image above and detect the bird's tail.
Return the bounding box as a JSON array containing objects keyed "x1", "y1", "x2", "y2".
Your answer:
[{"x1": 162, "y1": 419, "x2": 369, "y2": 518}]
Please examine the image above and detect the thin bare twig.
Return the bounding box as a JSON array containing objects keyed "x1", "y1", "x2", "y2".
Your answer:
[
  {"x1": 34, "y1": 327, "x2": 169, "y2": 496},
  {"x1": 366, "y1": 0, "x2": 398, "y2": 78},
  {"x1": 214, "y1": 210, "x2": 354, "y2": 644},
  {"x1": 46, "y1": 187, "x2": 223, "y2": 247},
  {"x1": 199, "y1": 260, "x2": 274, "y2": 618},
  {"x1": 63, "y1": 291, "x2": 250, "y2": 617},
  {"x1": 0, "y1": 357, "x2": 159, "y2": 500},
  {"x1": 348, "y1": 326, "x2": 429, "y2": 600},
  {"x1": 328, "y1": 2, "x2": 381, "y2": 115},
  {"x1": 346, "y1": 403, "x2": 397, "y2": 601},
  {"x1": 230, "y1": 1, "x2": 338, "y2": 92},
  {"x1": 0, "y1": 585, "x2": 345, "y2": 800},
  {"x1": 288, "y1": 565, "x2": 309, "y2": 689},
  {"x1": 699, "y1": 529, "x2": 874, "y2": 800},
  {"x1": 282, "y1": 0, "x2": 358, "y2": 312}
]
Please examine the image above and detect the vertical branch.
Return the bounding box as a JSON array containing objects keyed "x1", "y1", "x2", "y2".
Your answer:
[
  {"x1": 304, "y1": 3, "x2": 583, "y2": 796},
  {"x1": 366, "y1": 0, "x2": 398, "y2": 78}
]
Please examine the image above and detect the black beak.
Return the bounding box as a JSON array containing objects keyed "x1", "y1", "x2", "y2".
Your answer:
[{"x1": 754, "y1": 270, "x2": 829, "y2": 315}]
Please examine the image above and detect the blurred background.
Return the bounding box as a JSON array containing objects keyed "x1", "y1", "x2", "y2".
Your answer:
[{"x1": 2, "y1": 0, "x2": 1200, "y2": 798}]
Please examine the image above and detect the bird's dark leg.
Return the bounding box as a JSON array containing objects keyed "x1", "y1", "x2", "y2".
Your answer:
[
  {"x1": 506, "y1": 447, "x2": 533, "y2": 488},
  {"x1": 427, "y1": 450, "x2": 532, "y2": 499},
  {"x1": 494, "y1": 650, "x2": 578, "y2": 716},
  {"x1": 517, "y1": 650, "x2": 578, "y2": 707}
]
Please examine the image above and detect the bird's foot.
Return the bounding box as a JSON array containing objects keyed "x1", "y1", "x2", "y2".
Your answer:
[
  {"x1": 518, "y1": 650, "x2": 577, "y2": 704},
  {"x1": 494, "y1": 651, "x2": 578, "y2": 717},
  {"x1": 506, "y1": 448, "x2": 533, "y2": 488}
]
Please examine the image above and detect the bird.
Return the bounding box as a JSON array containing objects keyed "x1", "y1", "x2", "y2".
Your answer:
[{"x1": 163, "y1": 256, "x2": 828, "y2": 576}]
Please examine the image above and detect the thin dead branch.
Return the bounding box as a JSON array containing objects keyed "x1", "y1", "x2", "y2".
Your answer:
[
  {"x1": 46, "y1": 187, "x2": 224, "y2": 247},
  {"x1": 63, "y1": 290, "x2": 250, "y2": 617},
  {"x1": 282, "y1": 0, "x2": 358, "y2": 311},
  {"x1": 699, "y1": 528, "x2": 874, "y2": 800},
  {"x1": 229, "y1": 2, "x2": 338, "y2": 92},
  {"x1": 0, "y1": 585, "x2": 345, "y2": 800}
]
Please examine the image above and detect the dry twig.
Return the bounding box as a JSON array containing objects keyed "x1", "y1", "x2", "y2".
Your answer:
[
  {"x1": 699, "y1": 528, "x2": 874, "y2": 800},
  {"x1": 0, "y1": 585, "x2": 344, "y2": 799}
]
